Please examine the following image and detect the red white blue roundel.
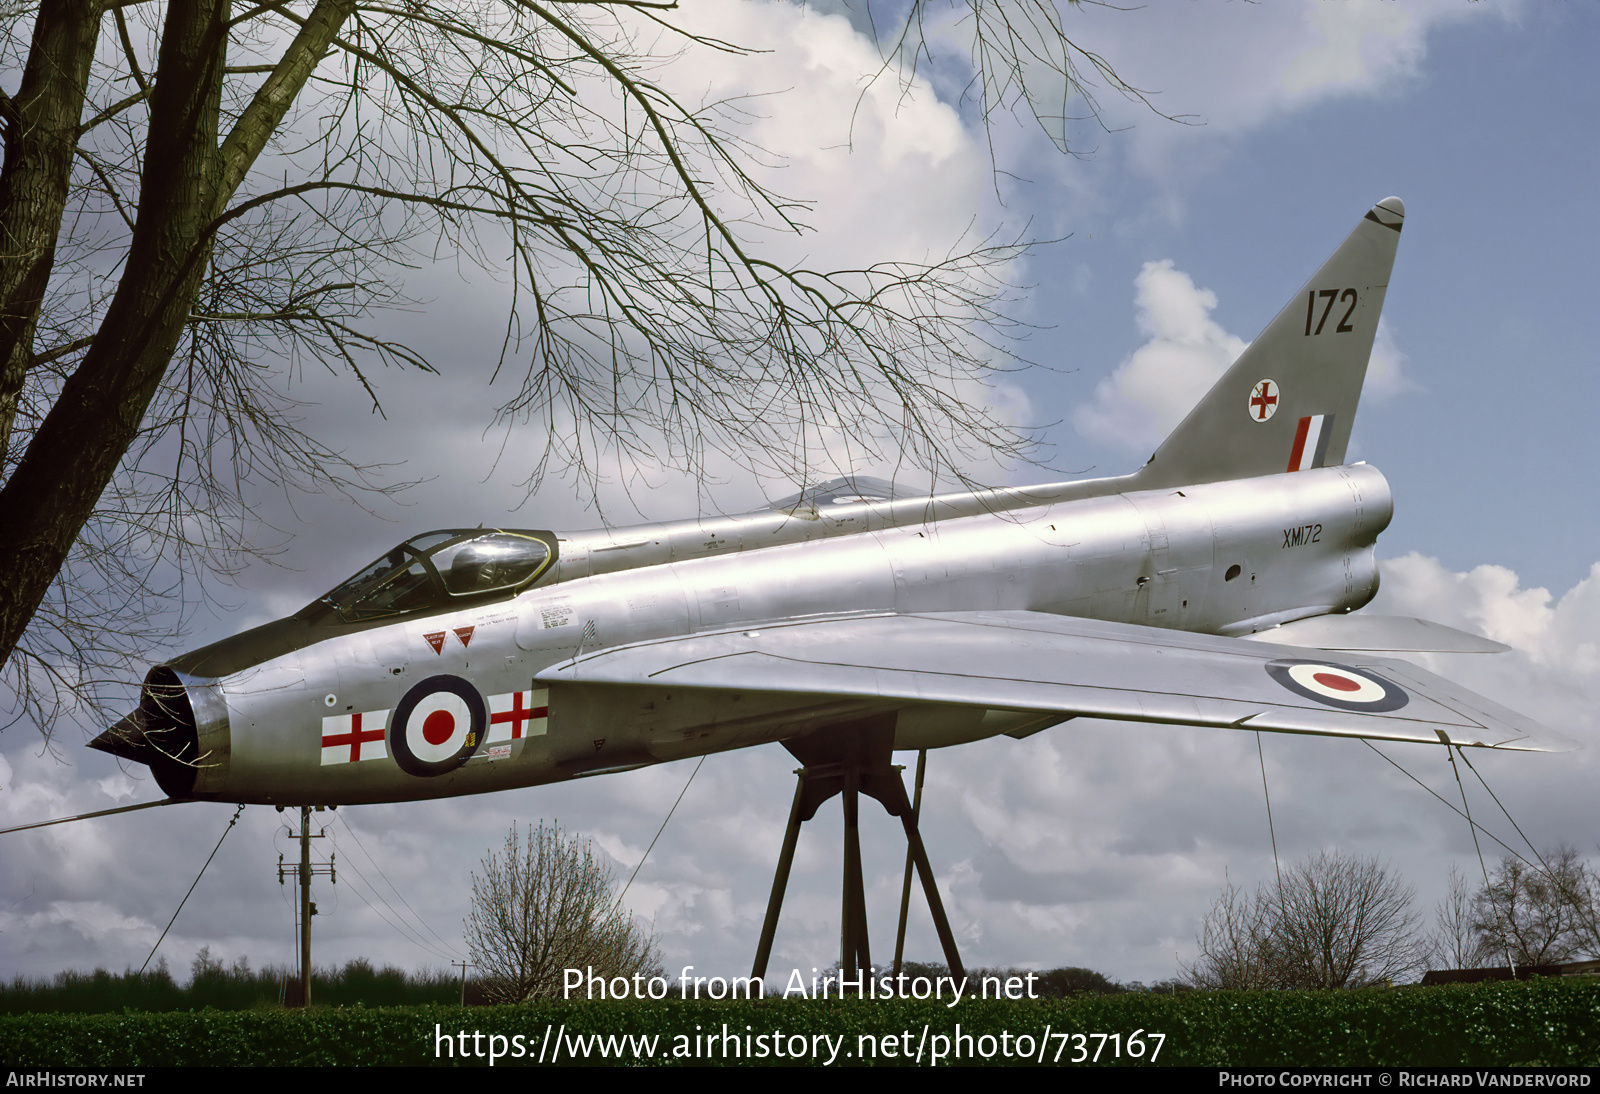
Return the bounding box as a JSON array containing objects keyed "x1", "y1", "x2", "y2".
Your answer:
[
  {"x1": 391, "y1": 675, "x2": 487, "y2": 777},
  {"x1": 1266, "y1": 659, "x2": 1408, "y2": 712}
]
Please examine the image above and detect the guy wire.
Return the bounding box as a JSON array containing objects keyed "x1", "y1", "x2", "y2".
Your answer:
[{"x1": 139, "y1": 805, "x2": 244, "y2": 975}]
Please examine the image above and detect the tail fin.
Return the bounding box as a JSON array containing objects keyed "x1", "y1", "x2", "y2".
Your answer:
[{"x1": 1133, "y1": 197, "x2": 1404, "y2": 490}]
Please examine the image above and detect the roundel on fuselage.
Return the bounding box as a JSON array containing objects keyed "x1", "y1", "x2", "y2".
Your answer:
[
  {"x1": 1265, "y1": 659, "x2": 1409, "y2": 713},
  {"x1": 390, "y1": 675, "x2": 487, "y2": 776}
]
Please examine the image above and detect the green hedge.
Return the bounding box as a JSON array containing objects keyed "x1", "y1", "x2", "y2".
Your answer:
[{"x1": 2, "y1": 979, "x2": 1595, "y2": 1067}]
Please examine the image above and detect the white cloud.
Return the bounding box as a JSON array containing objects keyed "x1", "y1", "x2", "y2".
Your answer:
[
  {"x1": 664, "y1": 0, "x2": 988, "y2": 269},
  {"x1": 1374, "y1": 553, "x2": 1600, "y2": 685},
  {"x1": 1364, "y1": 320, "x2": 1416, "y2": 401},
  {"x1": 1072, "y1": 259, "x2": 1414, "y2": 456},
  {"x1": 1281, "y1": 0, "x2": 1429, "y2": 99},
  {"x1": 1072, "y1": 259, "x2": 1246, "y2": 453},
  {"x1": 252, "y1": 0, "x2": 1037, "y2": 524},
  {"x1": 950, "y1": 0, "x2": 1510, "y2": 206}
]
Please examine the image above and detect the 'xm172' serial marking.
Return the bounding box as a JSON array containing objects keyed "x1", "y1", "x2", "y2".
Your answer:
[{"x1": 1282, "y1": 524, "x2": 1322, "y2": 549}]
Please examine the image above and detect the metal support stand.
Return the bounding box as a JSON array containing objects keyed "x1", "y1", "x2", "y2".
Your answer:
[
  {"x1": 750, "y1": 719, "x2": 963, "y2": 983},
  {"x1": 892, "y1": 749, "x2": 928, "y2": 977}
]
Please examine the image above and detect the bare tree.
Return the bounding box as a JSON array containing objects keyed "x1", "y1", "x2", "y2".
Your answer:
[
  {"x1": 466, "y1": 821, "x2": 660, "y2": 1003},
  {"x1": 1470, "y1": 846, "x2": 1600, "y2": 968},
  {"x1": 1426, "y1": 864, "x2": 1478, "y2": 972},
  {"x1": 0, "y1": 1, "x2": 1163, "y2": 742},
  {"x1": 1183, "y1": 851, "x2": 1424, "y2": 990},
  {"x1": 1181, "y1": 877, "x2": 1279, "y2": 991},
  {"x1": 1269, "y1": 851, "x2": 1424, "y2": 989},
  {"x1": 884, "y1": 0, "x2": 1185, "y2": 156}
]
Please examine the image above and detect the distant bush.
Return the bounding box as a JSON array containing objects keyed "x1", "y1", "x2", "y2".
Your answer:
[
  {"x1": 1, "y1": 952, "x2": 460, "y2": 1014},
  {"x1": 1, "y1": 961, "x2": 183, "y2": 1016}
]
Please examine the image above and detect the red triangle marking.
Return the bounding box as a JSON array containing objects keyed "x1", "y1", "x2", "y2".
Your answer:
[{"x1": 424, "y1": 632, "x2": 445, "y2": 654}]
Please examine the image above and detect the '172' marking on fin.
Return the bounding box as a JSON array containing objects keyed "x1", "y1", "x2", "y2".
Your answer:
[{"x1": 1306, "y1": 288, "x2": 1358, "y2": 335}]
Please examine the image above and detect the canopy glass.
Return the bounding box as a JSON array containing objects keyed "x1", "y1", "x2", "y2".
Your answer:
[{"x1": 322, "y1": 529, "x2": 556, "y2": 622}]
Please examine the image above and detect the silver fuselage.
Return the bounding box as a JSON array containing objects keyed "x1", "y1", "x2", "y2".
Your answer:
[{"x1": 166, "y1": 464, "x2": 1391, "y2": 805}]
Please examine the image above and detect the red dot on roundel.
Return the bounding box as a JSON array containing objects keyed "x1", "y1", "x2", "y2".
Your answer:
[
  {"x1": 1312, "y1": 672, "x2": 1362, "y2": 693},
  {"x1": 422, "y1": 709, "x2": 456, "y2": 746}
]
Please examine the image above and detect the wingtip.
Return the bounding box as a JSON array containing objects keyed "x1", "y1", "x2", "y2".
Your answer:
[
  {"x1": 1376, "y1": 196, "x2": 1405, "y2": 217},
  {"x1": 1514, "y1": 727, "x2": 1584, "y2": 754},
  {"x1": 1471, "y1": 723, "x2": 1583, "y2": 754}
]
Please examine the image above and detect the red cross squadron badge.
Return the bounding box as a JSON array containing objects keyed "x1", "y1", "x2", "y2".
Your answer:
[{"x1": 1249, "y1": 379, "x2": 1279, "y2": 422}]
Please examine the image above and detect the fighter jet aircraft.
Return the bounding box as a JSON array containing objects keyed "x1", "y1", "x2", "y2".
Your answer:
[{"x1": 91, "y1": 196, "x2": 1571, "y2": 813}]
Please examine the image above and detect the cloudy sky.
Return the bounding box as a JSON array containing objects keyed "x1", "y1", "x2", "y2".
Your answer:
[{"x1": 3, "y1": 0, "x2": 1597, "y2": 990}]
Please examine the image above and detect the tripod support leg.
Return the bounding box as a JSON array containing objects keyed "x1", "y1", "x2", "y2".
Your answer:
[
  {"x1": 751, "y1": 774, "x2": 807, "y2": 981},
  {"x1": 892, "y1": 749, "x2": 927, "y2": 977}
]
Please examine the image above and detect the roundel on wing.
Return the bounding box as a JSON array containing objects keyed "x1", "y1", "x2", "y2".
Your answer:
[
  {"x1": 391, "y1": 675, "x2": 487, "y2": 776},
  {"x1": 1266, "y1": 659, "x2": 1409, "y2": 713}
]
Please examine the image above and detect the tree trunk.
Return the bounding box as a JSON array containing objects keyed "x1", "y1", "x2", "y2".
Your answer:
[
  {"x1": 0, "y1": 0, "x2": 229, "y2": 669},
  {"x1": 0, "y1": 0, "x2": 103, "y2": 469},
  {"x1": 0, "y1": 0, "x2": 355, "y2": 672}
]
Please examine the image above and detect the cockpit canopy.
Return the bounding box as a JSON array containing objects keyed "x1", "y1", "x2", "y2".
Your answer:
[
  {"x1": 764, "y1": 475, "x2": 912, "y2": 512},
  {"x1": 321, "y1": 529, "x2": 557, "y2": 623}
]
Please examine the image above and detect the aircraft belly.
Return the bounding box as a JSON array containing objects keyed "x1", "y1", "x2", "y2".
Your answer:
[
  {"x1": 893, "y1": 706, "x2": 1070, "y2": 750},
  {"x1": 548, "y1": 682, "x2": 885, "y2": 765}
]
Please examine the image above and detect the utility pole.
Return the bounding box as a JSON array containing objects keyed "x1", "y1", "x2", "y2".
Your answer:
[
  {"x1": 277, "y1": 805, "x2": 335, "y2": 1006},
  {"x1": 452, "y1": 960, "x2": 473, "y2": 1006}
]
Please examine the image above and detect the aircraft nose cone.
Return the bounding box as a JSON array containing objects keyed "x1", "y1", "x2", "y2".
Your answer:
[
  {"x1": 89, "y1": 709, "x2": 153, "y2": 764},
  {"x1": 88, "y1": 667, "x2": 230, "y2": 799}
]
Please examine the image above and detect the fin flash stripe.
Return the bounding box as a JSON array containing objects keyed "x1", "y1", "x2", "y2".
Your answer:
[{"x1": 1288, "y1": 414, "x2": 1334, "y2": 472}]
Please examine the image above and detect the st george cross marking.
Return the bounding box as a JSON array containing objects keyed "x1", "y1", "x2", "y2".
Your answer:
[
  {"x1": 488, "y1": 689, "x2": 550, "y2": 742},
  {"x1": 321, "y1": 710, "x2": 389, "y2": 765}
]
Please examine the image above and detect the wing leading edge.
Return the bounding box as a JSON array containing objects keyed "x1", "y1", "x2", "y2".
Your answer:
[{"x1": 535, "y1": 610, "x2": 1573, "y2": 753}]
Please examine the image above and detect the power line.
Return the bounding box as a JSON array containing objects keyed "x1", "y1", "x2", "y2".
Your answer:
[
  {"x1": 333, "y1": 812, "x2": 465, "y2": 961},
  {"x1": 324, "y1": 827, "x2": 460, "y2": 963}
]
